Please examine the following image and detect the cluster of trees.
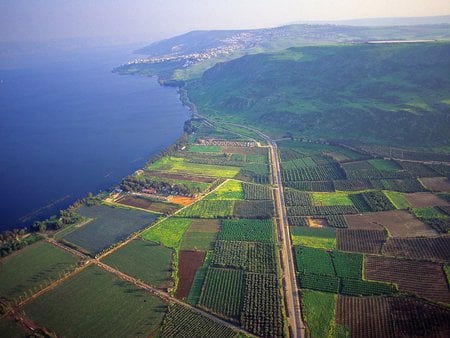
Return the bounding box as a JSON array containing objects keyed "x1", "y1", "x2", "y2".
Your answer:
[
  {"x1": 0, "y1": 228, "x2": 40, "y2": 257},
  {"x1": 120, "y1": 175, "x2": 199, "y2": 197}
]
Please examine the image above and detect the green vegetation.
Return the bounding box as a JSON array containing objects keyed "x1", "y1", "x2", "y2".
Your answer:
[
  {"x1": 412, "y1": 207, "x2": 448, "y2": 219},
  {"x1": 219, "y1": 219, "x2": 275, "y2": 242},
  {"x1": 233, "y1": 200, "x2": 275, "y2": 218},
  {"x1": 177, "y1": 200, "x2": 235, "y2": 218},
  {"x1": 141, "y1": 218, "x2": 191, "y2": 249},
  {"x1": 63, "y1": 205, "x2": 157, "y2": 255},
  {"x1": 312, "y1": 192, "x2": 353, "y2": 206},
  {"x1": 147, "y1": 156, "x2": 239, "y2": 178},
  {"x1": 242, "y1": 182, "x2": 273, "y2": 200},
  {"x1": 101, "y1": 239, "x2": 173, "y2": 288},
  {"x1": 187, "y1": 253, "x2": 212, "y2": 305},
  {"x1": 368, "y1": 159, "x2": 401, "y2": 171},
  {"x1": 204, "y1": 180, "x2": 244, "y2": 200},
  {"x1": 24, "y1": 266, "x2": 167, "y2": 338},
  {"x1": 181, "y1": 231, "x2": 217, "y2": 250},
  {"x1": 301, "y1": 289, "x2": 337, "y2": 338},
  {"x1": 290, "y1": 227, "x2": 336, "y2": 249},
  {"x1": 159, "y1": 303, "x2": 236, "y2": 338},
  {"x1": 383, "y1": 190, "x2": 411, "y2": 209},
  {"x1": 188, "y1": 144, "x2": 221, "y2": 153},
  {"x1": 188, "y1": 43, "x2": 450, "y2": 148},
  {"x1": 213, "y1": 240, "x2": 276, "y2": 274},
  {"x1": 199, "y1": 267, "x2": 244, "y2": 320},
  {"x1": 0, "y1": 242, "x2": 78, "y2": 302}
]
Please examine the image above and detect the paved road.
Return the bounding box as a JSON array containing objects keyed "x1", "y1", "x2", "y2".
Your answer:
[{"x1": 223, "y1": 123, "x2": 306, "y2": 338}]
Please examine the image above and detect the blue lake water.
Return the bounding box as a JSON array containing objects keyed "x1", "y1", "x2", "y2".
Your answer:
[{"x1": 0, "y1": 45, "x2": 190, "y2": 231}]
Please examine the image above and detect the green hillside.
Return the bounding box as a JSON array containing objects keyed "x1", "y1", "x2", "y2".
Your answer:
[{"x1": 187, "y1": 42, "x2": 450, "y2": 149}]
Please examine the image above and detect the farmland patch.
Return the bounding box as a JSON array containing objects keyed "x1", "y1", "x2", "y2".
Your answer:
[
  {"x1": 403, "y1": 192, "x2": 450, "y2": 207},
  {"x1": 176, "y1": 250, "x2": 205, "y2": 299},
  {"x1": 420, "y1": 177, "x2": 450, "y2": 192},
  {"x1": 337, "y1": 229, "x2": 386, "y2": 254}
]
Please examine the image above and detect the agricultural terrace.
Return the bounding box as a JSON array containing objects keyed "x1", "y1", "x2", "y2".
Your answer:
[
  {"x1": 312, "y1": 192, "x2": 353, "y2": 206},
  {"x1": 24, "y1": 266, "x2": 168, "y2": 338},
  {"x1": 219, "y1": 219, "x2": 275, "y2": 242},
  {"x1": 290, "y1": 227, "x2": 336, "y2": 249},
  {"x1": 147, "y1": 156, "x2": 240, "y2": 178},
  {"x1": 141, "y1": 217, "x2": 191, "y2": 250},
  {"x1": 159, "y1": 304, "x2": 236, "y2": 338},
  {"x1": 63, "y1": 205, "x2": 158, "y2": 255},
  {"x1": 0, "y1": 241, "x2": 79, "y2": 302},
  {"x1": 177, "y1": 200, "x2": 235, "y2": 218},
  {"x1": 101, "y1": 239, "x2": 172, "y2": 289},
  {"x1": 300, "y1": 290, "x2": 337, "y2": 338},
  {"x1": 204, "y1": 180, "x2": 244, "y2": 200}
]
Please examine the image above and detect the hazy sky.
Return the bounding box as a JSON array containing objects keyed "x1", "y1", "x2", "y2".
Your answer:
[{"x1": 1, "y1": 0, "x2": 450, "y2": 43}]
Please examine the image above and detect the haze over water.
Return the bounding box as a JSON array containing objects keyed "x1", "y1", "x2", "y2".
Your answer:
[{"x1": 0, "y1": 45, "x2": 190, "y2": 231}]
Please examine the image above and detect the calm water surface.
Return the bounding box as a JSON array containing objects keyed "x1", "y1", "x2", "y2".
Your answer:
[{"x1": 0, "y1": 45, "x2": 190, "y2": 230}]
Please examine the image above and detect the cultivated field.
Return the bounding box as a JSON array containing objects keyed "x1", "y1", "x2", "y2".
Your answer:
[
  {"x1": 63, "y1": 205, "x2": 158, "y2": 255},
  {"x1": 176, "y1": 250, "x2": 205, "y2": 299},
  {"x1": 290, "y1": 226, "x2": 336, "y2": 249},
  {"x1": 420, "y1": 177, "x2": 450, "y2": 192},
  {"x1": 336, "y1": 295, "x2": 450, "y2": 338},
  {"x1": 180, "y1": 219, "x2": 218, "y2": 251},
  {"x1": 403, "y1": 192, "x2": 450, "y2": 207},
  {"x1": 365, "y1": 256, "x2": 450, "y2": 303},
  {"x1": 0, "y1": 241, "x2": 79, "y2": 302},
  {"x1": 141, "y1": 217, "x2": 191, "y2": 249},
  {"x1": 177, "y1": 200, "x2": 235, "y2": 218},
  {"x1": 116, "y1": 195, "x2": 180, "y2": 214},
  {"x1": 219, "y1": 219, "x2": 275, "y2": 242},
  {"x1": 345, "y1": 210, "x2": 437, "y2": 237},
  {"x1": 144, "y1": 170, "x2": 216, "y2": 183},
  {"x1": 383, "y1": 236, "x2": 450, "y2": 261},
  {"x1": 300, "y1": 289, "x2": 336, "y2": 338},
  {"x1": 101, "y1": 239, "x2": 173, "y2": 289},
  {"x1": 337, "y1": 229, "x2": 386, "y2": 254},
  {"x1": 24, "y1": 266, "x2": 168, "y2": 337}
]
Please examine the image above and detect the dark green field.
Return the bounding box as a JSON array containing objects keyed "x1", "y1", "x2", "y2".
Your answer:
[
  {"x1": 24, "y1": 266, "x2": 167, "y2": 338},
  {"x1": 0, "y1": 241, "x2": 79, "y2": 302},
  {"x1": 101, "y1": 239, "x2": 173, "y2": 288},
  {"x1": 63, "y1": 205, "x2": 158, "y2": 255}
]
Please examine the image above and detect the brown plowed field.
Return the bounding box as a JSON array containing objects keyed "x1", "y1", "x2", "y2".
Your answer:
[
  {"x1": 144, "y1": 170, "x2": 216, "y2": 183},
  {"x1": 168, "y1": 196, "x2": 197, "y2": 206},
  {"x1": 403, "y1": 192, "x2": 450, "y2": 208},
  {"x1": 420, "y1": 177, "x2": 450, "y2": 192},
  {"x1": 188, "y1": 219, "x2": 220, "y2": 232},
  {"x1": 345, "y1": 210, "x2": 436, "y2": 237},
  {"x1": 337, "y1": 229, "x2": 386, "y2": 254},
  {"x1": 365, "y1": 256, "x2": 450, "y2": 303},
  {"x1": 383, "y1": 236, "x2": 450, "y2": 261},
  {"x1": 337, "y1": 295, "x2": 450, "y2": 338},
  {"x1": 175, "y1": 250, "x2": 206, "y2": 299}
]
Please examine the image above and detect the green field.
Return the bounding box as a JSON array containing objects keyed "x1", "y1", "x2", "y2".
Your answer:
[
  {"x1": 141, "y1": 218, "x2": 192, "y2": 249},
  {"x1": 63, "y1": 205, "x2": 158, "y2": 255},
  {"x1": 204, "y1": 180, "x2": 244, "y2": 200},
  {"x1": 24, "y1": 266, "x2": 167, "y2": 338},
  {"x1": 0, "y1": 241, "x2": 78, "y2": 302},
  {"x1": 219, "y1": 219, "x2": 275, "y2": 242},
  {"x1": 147, "y1": 156, "x2": 239, "y2": 178},
  {"x1": 181, "y1": 231, "x2": 217, "y2": 250},
  {"x1": 101, "y1": 239, "x2": 173, "y2": 288},
  {"x1": 312, "y1": 192, "x2": 353, "y2": 206},
  {"x1": 383, "y1": 190, "x2": 411, "y2": 209},
  {"x1": 290, "y1": 227, "x2": 336, "y2": 250},
  {"x1": 412, "y1": 207, "x2": 449, "y2": 219},
  {"x1": 188, "y1": 144, "x2": 221, "y2": 153},
  {"x1": 368, "y1": 159, "x2": 402, "y2": 171},
  {"x1": 177, "y1": 200, "x2": 235, "y2": 218},
  {"x1": 187, "y1": 253, "x2": 212, "y2": 306},
  {"x1": 301, "y1": 289, "x2": 337, "y2": 338},
  {"x1": 0, "y1": 317, "x2": 29, "y2": 338}
]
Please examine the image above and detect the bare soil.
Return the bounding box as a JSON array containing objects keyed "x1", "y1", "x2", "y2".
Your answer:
[
  {"x1": 337, "y1": 229, "x2": 386, "y2": 254},
  {"x1": 175, "y1": 250, "x2": 206, "y2": 299},
  {"x1": 420, "y1": 177, "x2": 450, "y2": 192},
  {"x1": 345, "y1": 210, "x2": 437, "y2": 237},
  {"x1": 188, "y1": 219, "x2": 220, "y2": 233},
  {"x1": 403, "y1": 192, "x2": 450, "y2": 208}
]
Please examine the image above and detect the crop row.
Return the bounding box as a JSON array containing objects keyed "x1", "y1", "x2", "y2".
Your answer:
[
  {"x1": 212, "y1": 240, "x2": 276, "y2": 274},
  {"x1": 282, "y1": 163, "x2": 346, "y2": 182},
  {"x1": 198, "y1": 267, "x2": 244, "y2": 320},
  {"x1": 284, "y1": 180, "x2": 335, "y2": 192},
  {"x1": 241, "y1": 273, "x2": 284, "y2": 337},
  {"x1": 284, "y1": 189, "x2": 313, "y2": 206},
  {"x1": 287, "y1": 205, "x2": 358, "y2": 216},
  {"x1": 371, "y1": 178, "x2": 426, "y2": 192},
  {"x1": 219, "y1": 219, "x2": 275, "y2": 243},
  {"x1": 349, "y1": 191, "x2": 395, "y2": 212},
  {"x1": 333, "y1": 179, "x2": 373, "y2": 191},
  {"x1": 159, "y1": 304, "x2": 235, "y2": 338},
  {"x1": 281, "y1": 156, "x2": 317, "y2": 170},
  {"x1": 242, "y1": 182, "x2": 273, "y2": 200}
]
